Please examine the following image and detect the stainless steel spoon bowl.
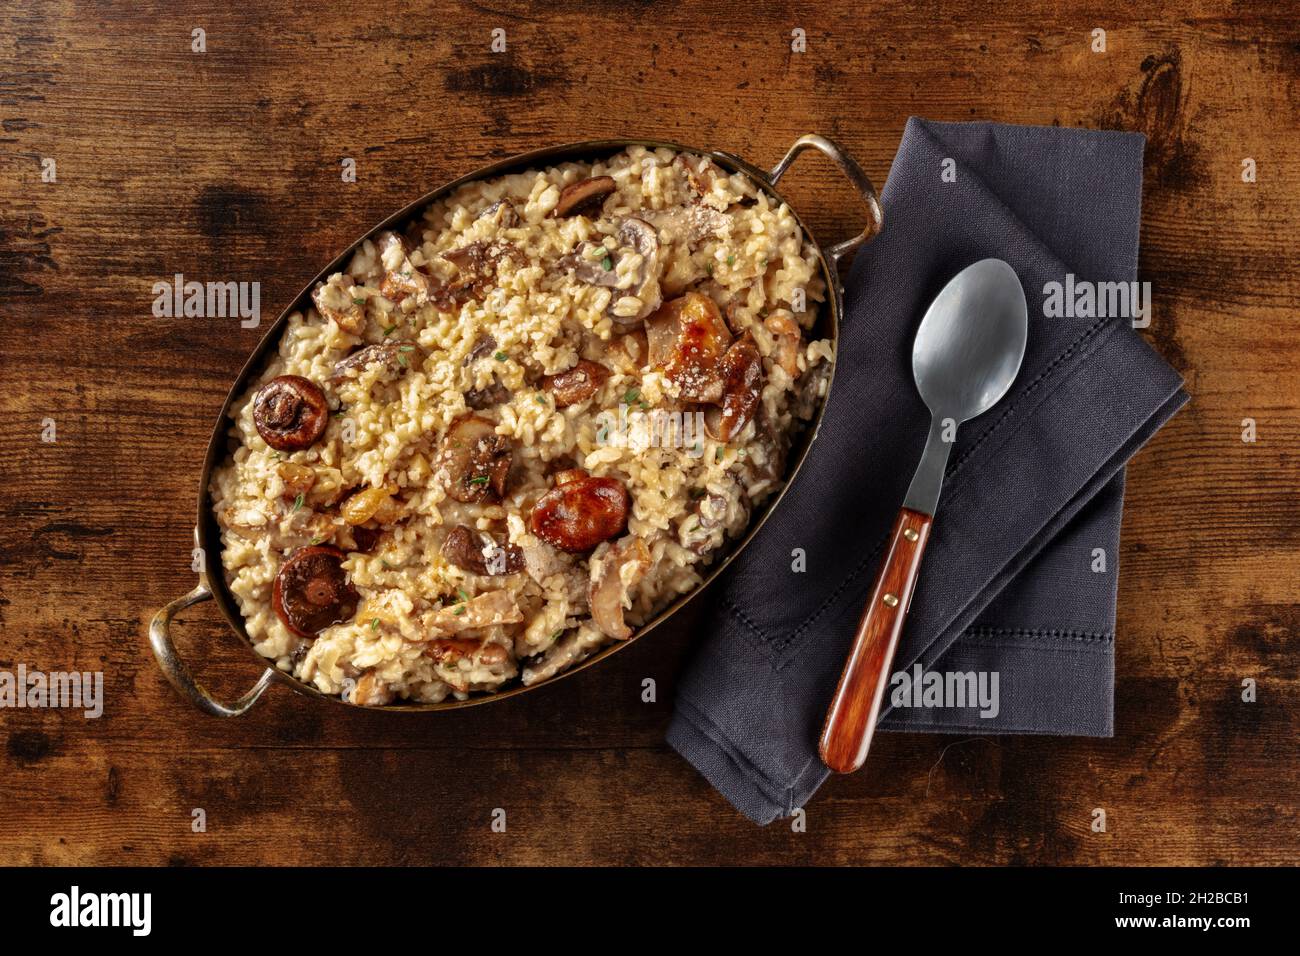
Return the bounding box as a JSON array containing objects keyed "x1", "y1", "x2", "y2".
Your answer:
[
  {"x1": 903, "y1": 258, "x2": 1029, "y2": 515},
  {"x1": 820, "y1": 257, "x2": 1028, "y2": 774}
]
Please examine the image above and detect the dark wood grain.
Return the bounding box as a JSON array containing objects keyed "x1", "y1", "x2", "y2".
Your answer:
[
  {"x1": 821, "y1": 508, "x2": 932, "y2": 774},
  {"x1": 1, "y1": 1, "x2": 1297, "y2": 865}
]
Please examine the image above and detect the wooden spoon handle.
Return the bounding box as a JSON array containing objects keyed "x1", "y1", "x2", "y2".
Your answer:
[{"x1": 819, "y1": 507, "x2": 933, "y2": 774}]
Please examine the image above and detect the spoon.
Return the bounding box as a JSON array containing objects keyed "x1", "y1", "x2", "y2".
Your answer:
[{"x1": 819, "y1": 258, "x2": 1028, "y2": 774}]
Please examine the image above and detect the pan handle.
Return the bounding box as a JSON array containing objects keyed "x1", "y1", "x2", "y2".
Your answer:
[
  {"x1": 148, "y1": 582, "x2": 275, "y2": 717},
  {"x1": 767, "y1": 133, "x2": 884, "y2": 270}
]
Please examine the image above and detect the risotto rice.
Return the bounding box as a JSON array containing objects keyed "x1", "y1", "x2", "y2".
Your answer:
[{"x1": 211, "y1": 145, "x2": 832, "y2": 705}]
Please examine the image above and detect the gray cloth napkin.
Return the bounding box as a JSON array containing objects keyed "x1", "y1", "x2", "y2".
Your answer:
[{"x1": 666, "y1": 118, "x2": 1189, "y2": 824}]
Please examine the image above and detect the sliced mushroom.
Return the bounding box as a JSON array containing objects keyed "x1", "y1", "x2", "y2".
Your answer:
[
  {"x1": 588, "y1": 536, "x2": 651, "y2": 640},
  {"x1": 747, "y1": 408, "x2": 790, "y2": 485},
  {"x1": 563, "y1": 218, "x2": 662, "y2": 327},
  {"x1": 437, "y1": 414, "x2": 513, "y2": 504},
  {"x1": 349, "y1": 525, "x2": 383, "y2": 553},
  {"x1": 648, "y1": 203, "x2": 730, "y2": 245},
  {"x1": 553, "y1": 175, "x2": 616, "y2": 218},
  {"x1": 441, "y1": 524, "x2": 524, "y2": 576},
  {"x1": 541, "y1": 359, "x2": 610, "y2": 407},
  {"x1": 476, "y1": 199, "x2": 519, "y2": 229},
  {"x1": 765, "y1": 309, "x2": 801, "y2": 378},
  {"x1": 464, "y1": 379, "x2": 512, "y2": 410},
  {"x1": 329, "y1": 343, "x2": 408, "y2": 383},
  {"x1": 521, "y1": 624, "x2": 608, "y2": 686},
  {"x1": 253, "y1": 375, "x2": 330, "y2": 452},
  {"x1": 645, "y1": 305, "x2": 680, "y2": 368},
  {"x1": 645, "y1": 292, "x2": 732, "y2": 403},
  {"x1": 423, "y1": 589, "x2": 524, "y2": 633},
  {"x1": 311, "y1": 275, "x2": 366, "y2": 333},
  {"x1": 529, "y1": 470, "x2": 630, "y2": 553},
  {"x1": 703, "y1": 332, "x2": 763, "y2": 442},
  {"x1": 272, "y1": 545, "x2": 360, "y2": 638},
  {"x1": 678, "y1": 492, "x2": 747, "y2": 556},
  {"x1": 377, "y1": 232, "x2": 432, "y2": 307},
  {"x1": 676, "y1": 153, "x2": 722, "y2": 197},
  {"x1": 464, "y1": 333, "x2": 498, "y2": 365},
  {"x1": 561, "y1": 242, "x2": 620, "y2": 286},
  {"x1": 437, "y1": 240, "x2": 520, "y2": 306},
  {"x1": 606, "y1": 217, "x2": 662, "y2": 327},
  {"x1": 426, "y1": 637, "x2": 509, "y2": 667},
  {"x1": 519, "y1": 539, "x2": 571, "y2": 586}
]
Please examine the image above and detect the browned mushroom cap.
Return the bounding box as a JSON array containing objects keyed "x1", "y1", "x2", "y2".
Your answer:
[
  {"x1": 530, "y1": 470, "x2": 630, "y2": 553},
  {"x1": 437, "y1": 414, "x2": 512, "y2": 503},
  {"x1": 441, "y1": 524, "x2": 524, "y2": 576},
  {"x1": 703, "y1": 332, "x2": 764, "y2": 442},
  {"x1": 272, "y1": 545, "x2": 359, "y2": 638},
  {"x1": 253, "y1": 375, "x2": 330, "y2": 452},
  {"x1": 541, "y1": 360, "x2": 610, "y2": 407},
  {"x1": 645, "y1": 293, "x2": 732, "y2": 403},
  {"x1": 553, "y1": 175, "x2": 616, "y2": 218}
]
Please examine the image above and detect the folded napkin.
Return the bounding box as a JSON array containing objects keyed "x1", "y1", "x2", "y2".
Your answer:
[{"x1": 667, "y1": 118, "x2": 1189, "y2": 824}]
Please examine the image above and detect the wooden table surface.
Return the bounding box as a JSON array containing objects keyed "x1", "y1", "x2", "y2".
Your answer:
[{"x1": 1, "y1": 1, "x2": 1296, "y2": 866}]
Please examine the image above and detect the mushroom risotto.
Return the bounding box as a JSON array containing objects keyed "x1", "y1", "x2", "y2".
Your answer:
[{"x1": 211, "y1": 145, "x2": 832, "y2": 705}]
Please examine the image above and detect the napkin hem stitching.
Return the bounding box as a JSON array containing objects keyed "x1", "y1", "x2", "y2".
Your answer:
[{"x1": 962, "y1": 626, "x2": 1115, "y2": 645}]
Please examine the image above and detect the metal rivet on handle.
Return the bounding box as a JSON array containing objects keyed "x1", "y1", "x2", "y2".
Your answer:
[
  {"x1": 883, "y1": 593, "x2": 900, "y2": 607},
  {"x1": 903, "y1": 528, "x2": 919, "y2": 542}
]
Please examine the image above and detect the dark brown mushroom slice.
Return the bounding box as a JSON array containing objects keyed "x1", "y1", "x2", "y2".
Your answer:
[
  {"x1": 438, "y1": 414, "x2": 513, "y2": 503},
  {"x1": 464, "y1": 379, "x2": 512, "y2": 410},
  {"x1": 272, "y1": 545, "x2": 360, "y2": 639},
  {"x1": 350, "y1": 525, "x2": 383, "y2": 554},
  {"x1": 441, "y1": 525, "x2": 524, "y2": 576},
  {"x1": 436, "y1": 241, "x2": 521, "y2": 306},
  {"x1": 541, "y1": 360, "x2": 610, "y2": 407},
  {"x1": 704, "y1": 332, "x2": 764, "y2": 442},
  {"x1": 476, "y1": 200, "x2": 519, "y2": 228},
  {"x1": 553, "y1": 175, "x2": 617, "y2": 219},
  {"x1": 329, "y1": 343, "x2": 407, "y2": 383},
  {"x1": 464, "y1": 333, "x2": 498, "y2": 366},
  {"x1": 529, "y1": 470, "x2": 630, "y2": 553},
  {"x1": 253, "y1": 375, "x2": 330, "y2": 452},
  {"x1": 376, "y1": 232, "x2": 433, "y2": 306}
]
